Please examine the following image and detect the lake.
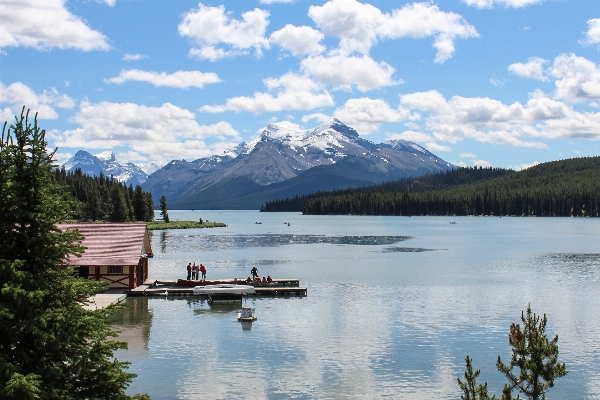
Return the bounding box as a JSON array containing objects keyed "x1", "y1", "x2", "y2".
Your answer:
[{"x1": 109, "y1": 211, "x2": 600, "y2": 399}]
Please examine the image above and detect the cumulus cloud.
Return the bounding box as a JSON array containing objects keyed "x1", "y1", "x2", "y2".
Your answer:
[
  {"x1": 270, "y1": 25, "x2": 325, "y2": 56},
  {"x1": 301, "y1": 54, "x2": 400, "y2": 91},
  {"x1": 259, "y1": 0, "x2": 293, "y2": 4},
  {"x1": 508, "y1": 57, "x2": 549, "y2": 81},
  {"x1": 51, "y1": 101, "x2": 240, "y2": 164},
  {"x1": 549, "y1": 54, "x2": 600, "y2": 103},
  {"x1": 462, "y1": 0, "x2": 543, "y2": 8},
  {"x1": 586, "y1": 19, "x2": 600, "y2": 45},
  {"x1": 308, "y1": 0, "x2": 478, "y2": 63},
  {"x1": 0, "y1": 0, "x2": 110, "y2": 51},
  {"x1": 509, "y1": 161, "x2": 541, "y2": 171},
  {"x1": 104, "y1": 69, "x2": 221, "y2": 89},
  {"x1": 123, "y1": 53, "x2": 148, "y2": 61},
  {"x1": 399, "y1": 89, "x2": 600, "y2": 148},
  {"x1": 178, "y1": 4, "x2": 270, "y2": 61},
  {"x1": 332, "y1": 97, "x2": 413, "y2": 134},
  {"x1": 200, "y1": 73, "x2": 333, "y2": 113},
  {"x1": 0, "y1": 81, "x2": 74, "y2": 120},
  {"x1": 460, "y1": 153, "x2": 477, "y2": 158}
]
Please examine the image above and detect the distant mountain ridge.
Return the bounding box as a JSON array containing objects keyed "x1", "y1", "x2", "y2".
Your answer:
[
  {"x1": 63, "y1": 151, "x2": 157, "y2": 187},
  {"x1": 142, "y1": 119, "x2": 454, "y2": 209}
]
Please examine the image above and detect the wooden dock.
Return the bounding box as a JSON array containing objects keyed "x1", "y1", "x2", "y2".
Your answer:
[
  {"x1": 154, "y1": 279, "x2": 300, "y2": 287},
  {"x1": 126, "y1": 281, "x2": 307, "y2": 297}
]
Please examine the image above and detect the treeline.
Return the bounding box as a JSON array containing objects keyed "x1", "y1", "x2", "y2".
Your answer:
[
  {"x1": 52, "y1": 167, "x2": 154, "y2": 222},
  {"x1": 262, "y1": 157, "x2": 600, "y2": 217}
]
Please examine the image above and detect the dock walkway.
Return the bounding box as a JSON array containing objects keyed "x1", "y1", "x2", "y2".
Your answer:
[
  {"x1": 83, "y1": 293, "x2": 127, "y2": 310},
  {"x1": 126, "y1": 279, "x2": 307, "y2": 297}
]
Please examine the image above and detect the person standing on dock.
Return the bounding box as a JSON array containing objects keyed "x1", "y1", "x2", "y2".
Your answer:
[
  {"x1": 186, "y1": 262, "x2": 192, "y2": 280},
  {"x1": 192, "y1": 262, "x2": 199, "y2": 280},
  {"x1": 200, "y1": 264, "x2": 206, "y2": 281},
  {"x1": 251, "y1": 266, "x2": 258, "y2": 279}
]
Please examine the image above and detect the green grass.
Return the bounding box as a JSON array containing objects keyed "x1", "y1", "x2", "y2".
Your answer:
[{"x1": 147, "y1": 221, "x2": 227, "y2": 230}]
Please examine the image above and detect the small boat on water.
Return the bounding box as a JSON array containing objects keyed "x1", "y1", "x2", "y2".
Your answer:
[
  {"x1": 238, "y1": 307, "x2": 257, "y2": 322},
  {"x1": 193, "y1": 284, "x2": 256, "y2": 295}
]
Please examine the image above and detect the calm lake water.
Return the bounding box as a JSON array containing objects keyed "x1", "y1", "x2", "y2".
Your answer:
[{"x1": 109, "y1": 211, "x2": 600, "y2": 399}]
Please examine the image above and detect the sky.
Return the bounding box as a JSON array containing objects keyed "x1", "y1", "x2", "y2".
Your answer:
[{"x1": 1, "y1": 0, "x2": 599, "y2": 171}]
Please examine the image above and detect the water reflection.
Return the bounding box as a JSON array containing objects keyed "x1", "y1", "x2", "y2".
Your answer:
[
  {"x1": 153, "y1": 233, "x2": 411, "y2": 253},
  {"x1": 381, "y1": 247, "x2": 443, "y2": 253},
  {"x1": 113, "y1": 215, "x2": 600, "y2": 399}
]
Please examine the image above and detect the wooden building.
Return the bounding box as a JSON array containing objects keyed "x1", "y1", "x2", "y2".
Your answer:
[{"x1": 58, "y1": 223, "x2": 153, "y2": 290}]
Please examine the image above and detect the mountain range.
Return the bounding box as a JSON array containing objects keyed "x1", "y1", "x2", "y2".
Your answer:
[
  {"x1": 142, "y1": 119, "x2": 454, "y2": 209},
  {"x1": 63, "y1": 151, "x2": 157, "y2": 187}
]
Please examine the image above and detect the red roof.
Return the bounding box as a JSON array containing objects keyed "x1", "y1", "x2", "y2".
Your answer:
[{"x1": 58, "y1": 223, "x2": 152, "y2": 266}]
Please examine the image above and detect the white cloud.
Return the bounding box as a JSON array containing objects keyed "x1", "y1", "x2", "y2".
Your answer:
[
  {"x1": 0, "y1": 81, "x2": 74, "y2": 120},
  {"x1": 259, "y1": 0, "x2": 293, "y2": 4},
  {"x1": 508, "y1": 57, "x2": 549, "y2": 81},
  {"x1": 462, "y1": 0, "x2": 543, "y2": 9},
  {"x1": 178, "y1": 4, "x2": 270, "y2": 61},
  {"x1": 97, "y1": 0, "x2": 116, "y2": 6},
  {"x1": 332, "y1": 97, "x2": 412, "y2": 134},
  {"x1": 308, "y1": 0, "x2": 478, "y2": 63},
  {"x1": 509, "y1": 161, "x2": 540, "y2": 171},
  {"x1": 550, "y1": 54, "x2": 600, "y2": 103},
  {"x1": 0, "y1": 0, "x2": 110, "y2": 51},
  {"x1": 460, "y1": 153, "x2": 477, "y2": 158},
  {"x1": 200, "y1": 73, "x2": 333, "y2": 113},
  {"x1": 123, "y1": 53, "x2": 148, "y2": 61},
  {"x1": 489, "y1": 78, "x2": 505, "y2": 87},
  {"x1": 301, "y1": 113, "x2": 330, "y2": 124},
  {"x1": 426, "y1": 142, "x2": 452, "y2": 152},
  {"x1": 51, "y1": 101, "x2": 240, "y2": 165},
  {"x1": 400, "y1": 89, "x2": 600, "y2": 147},
  {"x1": 473, "y1": 159, "x2": 492, "y2": 167},
  {"x1": 104, "y1": 70, "x2": 221, "y2": 89},
  {"x1": 377, "y1": 3, "x2": 479, "y2": 64},
  {"x1": 270, "y1": 25, "x2": 325, "y2": 56},
  {"x1": 301, "y1": 54, "x2": 400, "y2": 91},
  {"x1": 586, "y1": 19, "x2": 600, "y2": 45}
]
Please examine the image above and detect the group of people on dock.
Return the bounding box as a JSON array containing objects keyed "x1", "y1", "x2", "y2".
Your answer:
[
  {"x1": 247, "y1": 266, "x2": 272, "y2": 286},
  {"x1": 186, "y1": 262, "x2": 206, "y2": 281}
]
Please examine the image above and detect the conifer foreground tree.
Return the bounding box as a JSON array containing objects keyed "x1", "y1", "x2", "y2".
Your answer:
[
  {"x1": 0, "y1": 109, "x2": 149, "y2": 399},
  {"x1": 159, "y1": 195, "x2": 169, "y2": 223},
  {"x1": 458, "y1": 305, "x2": 567, "y2": 400}
]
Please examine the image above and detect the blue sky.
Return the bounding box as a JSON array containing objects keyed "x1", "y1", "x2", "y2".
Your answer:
[{"x1": 1, "y1": 0, "x2": 599, "y2": 171}]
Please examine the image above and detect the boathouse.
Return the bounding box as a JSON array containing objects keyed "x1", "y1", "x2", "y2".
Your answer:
[{"x1": 58, "y1": 223, "x2": 153, "y2": 290}]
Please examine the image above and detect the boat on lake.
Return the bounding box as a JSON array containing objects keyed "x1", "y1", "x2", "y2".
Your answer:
[
  {"x1": 238, "y1": 307, "x2": 257, "y2": 322},
  {"x1": 193, "y1": 284, "x2": 256, "y2": 295}
]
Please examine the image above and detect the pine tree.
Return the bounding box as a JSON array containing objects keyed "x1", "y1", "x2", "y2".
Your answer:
[
  {"x1": 497, "y1": 305, "x2": 568, "y2": 400},
  {"x1": 0, "y1": 109, "x2": 148, "y2": 399},
  {"x1": 457, "y1": 356, "x2": 496, "y2": 400}
]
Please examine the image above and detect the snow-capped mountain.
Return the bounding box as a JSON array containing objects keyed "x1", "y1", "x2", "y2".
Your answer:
[
  {"x1": 143, "y1": 119, "x2": 454, "y2": 209},
  {"x1": 63, "y1": 150, "x2": 150, "y2": 186}
]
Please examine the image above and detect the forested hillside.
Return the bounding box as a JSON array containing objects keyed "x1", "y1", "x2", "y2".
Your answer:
[
  {"x1": 52, "y1": 167, "x2": 154, "y2": 222},
  {"x1": 262, "y1": 157, "x2": 600, "y2": 217}
]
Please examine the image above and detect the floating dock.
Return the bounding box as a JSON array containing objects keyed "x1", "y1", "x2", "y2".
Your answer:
[{"x1": 126, "y1": 279, "x2": 307, "y2": 297}]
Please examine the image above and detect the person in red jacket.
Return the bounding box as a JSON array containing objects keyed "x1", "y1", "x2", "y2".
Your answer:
[{"x1": 200, "y1": 264, "x2": 207, "y2": 281}]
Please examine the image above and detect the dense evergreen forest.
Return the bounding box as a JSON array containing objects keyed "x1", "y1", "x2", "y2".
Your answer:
[
  {"x1": 52, "y1": 167, "x2": 154, "y2": 222},
  {"x1": 261, "y1": 157, "x2": 600, "y2": 217}
]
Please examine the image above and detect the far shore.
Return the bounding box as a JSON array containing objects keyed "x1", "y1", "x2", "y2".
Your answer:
[{"x1": 147, "y1": 221, "x2": 227, "y2": 230}]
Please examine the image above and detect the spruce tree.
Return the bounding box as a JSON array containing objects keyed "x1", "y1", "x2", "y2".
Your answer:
[
  {"x1": 159, "y1": 195, "x2": 169, "y2": 223},
  {"x1": 0, "y1": 109, "x2": 148, "y2": 399}
]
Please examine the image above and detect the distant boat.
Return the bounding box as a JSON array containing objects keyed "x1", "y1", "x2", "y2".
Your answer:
[
  {"x1": 450, "y1": 221, "x2": 457, "y2": 224},
  {"x1": 193, "y1": 284, "x2": 256, "y2": 295}
]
